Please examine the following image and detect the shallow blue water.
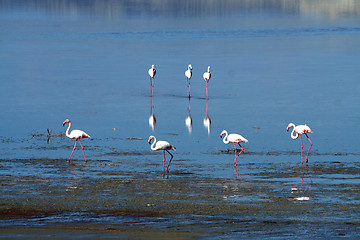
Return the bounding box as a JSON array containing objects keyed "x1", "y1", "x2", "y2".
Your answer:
[{"x1": 1, "y1": 0, "x2": 360, "y2": 239}]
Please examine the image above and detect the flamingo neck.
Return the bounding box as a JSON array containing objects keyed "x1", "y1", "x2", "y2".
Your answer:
[
  {"x1": 222, "y1": 131, "x2": 229, "y2": 144},
  {"x1": 150, "y1": 137, "x2": 157, "y2": 151},
  {"x1": 65, "y1": 122, "x2": 72, "y2": 138},
  {"x1": 289, "y1": 124, "x2": 299, "y2": 139}
]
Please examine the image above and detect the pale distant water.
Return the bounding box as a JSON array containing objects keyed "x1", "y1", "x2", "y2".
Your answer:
[{"x1": 1, "y1": 0, "x2": 360, "y2": 239}]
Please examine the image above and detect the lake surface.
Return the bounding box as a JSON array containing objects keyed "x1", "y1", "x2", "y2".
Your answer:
[{"x1": 1, "y1": 0, "x2": 360, "y2": 239}]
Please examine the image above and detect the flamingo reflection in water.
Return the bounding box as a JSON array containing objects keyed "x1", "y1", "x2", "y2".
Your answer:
[
  {"x1": 185, "y1": 96, "x2": 192, "y2": 134},
  {"x1": 289, "y1": 164, "x2": 313, "y2": 201},
  {"x1": 203, "y1": 97, "x2": 211, "y2": 135},
  {"x1": 149, "y1": 88, "x2": 156, "y2": 131}
]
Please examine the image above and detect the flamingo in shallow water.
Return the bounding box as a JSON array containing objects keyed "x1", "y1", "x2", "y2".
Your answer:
[
  {"x1": 203, "y1": 66, "x2": 211, "y2": 99},
  {"x1": 148, "y1": 64, "x2": 156, "y2": 88},
  {"x1": 148, "y1": 136, "x2": 176, "y2": 177},
  {"x1": 63, "y1": 119, "x2": 91, "y2": 163},
  {"x1": 286, "y1": 123, "x2": 313, "y2": 164},
  {"x1": 185, "y1": 64, "x2": 192, "y2": 97},
  {"x1": 220, "y1": 130, "x2": 248, "y2": 179}
]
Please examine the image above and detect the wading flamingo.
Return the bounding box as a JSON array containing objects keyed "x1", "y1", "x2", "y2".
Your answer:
[
  {"x1": 220, "y1": 130, "x2": 248, "y2": 179},
  {"x1": 63, "y1": 119, "x2": 91, "y2": 163},
  {"x1": 148, "y1": 64, "x2": 156, "y2": 88},
  {"x1": 185, "y1": 64, "x2": 192, "y2": 97},
  {"x1": 148, "y1": 136, "x2": 176, "y2": 177},
  {"x1": 203, "y1": 66, "x2": 211, "y2": 99},
  {"x1": 286, "y1": 123, "x2": 313, "y2": 164}
]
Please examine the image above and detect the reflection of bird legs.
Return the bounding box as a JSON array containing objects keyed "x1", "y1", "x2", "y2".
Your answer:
[
  {"x1": 300, "y1": 164, "x2": 313, "y2": 191},
  {"x1": 69, "y1": 162, "x2": 87, "y2": 180}
]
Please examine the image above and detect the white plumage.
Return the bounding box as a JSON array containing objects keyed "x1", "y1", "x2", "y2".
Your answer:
[
  {"x1": 148, "y1": 64, "x2": 156, "y2": 78},
  {"x1": 220, "y1": 130, "x2": 248, "y2": 144},
  {"x1": 203, "y1": 66, "x2": 211, "y2": 81},
  {"x1": 185, "y1": 64, "x2": 192, "y2": 80},
  {"x1": 286, "y1": 123, "x2": 312, "y2": 139}
]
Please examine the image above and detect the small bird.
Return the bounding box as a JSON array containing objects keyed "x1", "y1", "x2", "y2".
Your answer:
[
  {"x1": 63, "y1": 119, "x2": 91, "y2": 163},
  {"x1": 203, "y1": 66, "x2": 211, "y2": 99},
  {"x1": 220, "y1": 130, "x2": 248, "y2": 167},
  {"x1": 148, "y1": 136, "x2": 176, "y2": 177},
  {"x1": 185, "y1": 64, "x2": 192, "y2": 97},
  {"x1": 286, "y1": 123, "x2": 313, "y2": 164},
  {"x1": 148, "y1": 64, "x2": 156, "y2": 87}
]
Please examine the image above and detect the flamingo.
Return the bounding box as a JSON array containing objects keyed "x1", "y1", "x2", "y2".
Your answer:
[
  {"x1": 185, "y1": 64, "x2": 192, "y2": 97},
  {"x1": 286, "y1": 123, "x2": 313, "y2": 164},
  {"x1": 148, "y1": 64, "x2": 156, "y2": 88},
  {"x1": 63, "y1": 119, "x2": 91, "y2": 163},
  {"x1": 203, "y1": 66, "x2": 211, "y2": 99},
  {"x1": 148, "y1": 136, "x2": 176, "y2": 177},
  {"x1": 220, "y1": 130, "x2": 248, "y2": 179}
]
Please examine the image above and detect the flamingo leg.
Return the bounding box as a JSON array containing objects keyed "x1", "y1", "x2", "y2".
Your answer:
[
  {"x1": 234, "y1": 143, "x2": 244, "y2": 180},
  {"x1": 205, "y1": 81, "x2": 209, "y2": 99},
  {"x1": 300, "y1": 134, "x2": 304, "y2": 165},
  {"x1": 78, "y1": 139, "x2": 87, "y2": 163},
  {"x1": 68, "y1": 139, "x2": 78, "y2": 163},
  {"x1": 305, "y1": 133, "x2": 312, "y2": 163},
  {"x1": 162, "y1": 150, "x2": 166, "y2": 177},
  {"x1": 233, "y1": 143, "x2": 237, "y2": 166},
  {"x1": 166, "y1": 150, "x2": 174, "y2": 173}
]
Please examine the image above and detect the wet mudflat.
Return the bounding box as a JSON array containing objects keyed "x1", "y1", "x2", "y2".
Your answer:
[{"x1": 1, "y1": 136, "x2": 360, "y2": 239}]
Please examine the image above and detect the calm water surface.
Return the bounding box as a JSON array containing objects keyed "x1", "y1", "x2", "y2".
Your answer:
[{"x1": 0, "y1": 0, "x2": 360, "y2": 239}]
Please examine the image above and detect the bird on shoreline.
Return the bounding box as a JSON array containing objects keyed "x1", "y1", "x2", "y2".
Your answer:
[
  {"x1": 220, "y1": 130, "x2": 248, "y2": 179},
  {"x1": 148, "y1": 135, "x2": 176, "y2": 177},
  {"x1": 286, "y1": 123, "x2": 313, "y2": 164},
  {"x1": 63, "y1": 119, "x2": 91, "y2": 163}
]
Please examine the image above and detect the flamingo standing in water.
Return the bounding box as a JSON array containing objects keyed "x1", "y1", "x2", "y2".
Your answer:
[
  {"x1": 286, "y1": 123, "x2": 313, "y2": 164},
  {"x1": 63, "y1": 119, "x2": 91, "y2": 163},
  {"x1": 148, "y1": 64, "x2": 156, "y2": 88},
  {"x1": 148, "y1": 136, "x2": 176, "y2": 177},
  {"x1": 185, "y1": 64, "x2": 192, "y2": 97},
  {"x1": 203, "y1": 66, "x2": 211, "y2": 99},
  {"x1": 220, "y1": 130, "x2": 248, "y2": 179}
]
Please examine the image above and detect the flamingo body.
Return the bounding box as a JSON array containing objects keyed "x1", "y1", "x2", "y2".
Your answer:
[
  {"x1": 148, "y1": 136, "x2": 176, "y2": 177},
  {"x1": 203, "y1": 66, "x2": 211, "y2": 81},
  {"x1": 287, "y1": 123, "x2": 313, "y2": 164},
  {"x1": 63, "y1": 119, "x2": 90, "y2": 163},
  {"x1": 185, "y1": 64, "x2": 192, "y2": 80},
  {"x1": 148, "y1": 64, "x2": 156, "y2": 78}
]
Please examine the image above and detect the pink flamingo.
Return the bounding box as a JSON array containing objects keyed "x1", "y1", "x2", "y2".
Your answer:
[
  {"x1": 63, "y1": 119, "x2": 91, "y2": 163},
  {"x1": 220, "y1": 130, "x2": 248, "y2": 178},
  {"x1": 286, "y1": 123, "x2": 313, "y2": 164},
  {"x1": 148, "y1": 136, "x2": 176, "y2": 177},
  {"x1": 185, "y1": 64, "x2": 192, "y2": 97},
  {"x1": 148, "y1": 64, "x2": 156, "y2": 88},
  {"x1": 203, "y1": 66, "x2": 211, "y2": 99}
]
